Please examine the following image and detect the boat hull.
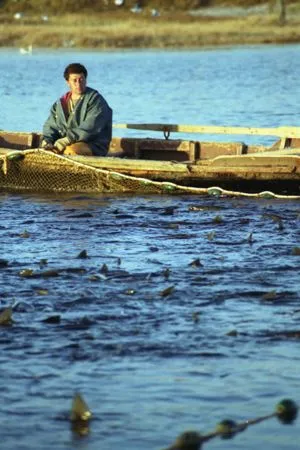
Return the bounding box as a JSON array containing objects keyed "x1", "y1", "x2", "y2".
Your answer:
[{"x1": 0, "y1": 131, "x2": 299, "y2": 197}]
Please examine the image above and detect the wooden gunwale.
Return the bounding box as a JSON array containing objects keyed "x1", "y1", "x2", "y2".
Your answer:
[
  {"x1": 1, "y1": 148, "x2": 299, "y2": 185},
  {"x1": 0, "y1": 127, "x2": 299, "y2": 193}
]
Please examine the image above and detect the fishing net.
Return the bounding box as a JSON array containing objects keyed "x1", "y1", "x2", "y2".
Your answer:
[{"x1": 0, "y1": 149, "x2": 299, "y2": 199}]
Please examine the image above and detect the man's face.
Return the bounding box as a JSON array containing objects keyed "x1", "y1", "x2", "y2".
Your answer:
[{"x1": 67, "y1": 72, "x2": 87, "y2": 96}]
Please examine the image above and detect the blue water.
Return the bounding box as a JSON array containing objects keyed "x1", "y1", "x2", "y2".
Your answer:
[{"x1": 0, "y1": 45, "x2": 300, "y2": 450}]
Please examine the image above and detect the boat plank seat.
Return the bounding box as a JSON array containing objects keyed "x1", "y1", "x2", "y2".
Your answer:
[
  {"x1": 108, "y1": 137, "x2": 251, "y2": 161},
  {"x1": 0, "y1": 131, "x2": 40, "y2": 150},
  {"x1": 108, "y1": 137, "x2": 194, "y2": 161},
  {"x1": 270, "y1": 137, "x2": 300, "y2": 150}
]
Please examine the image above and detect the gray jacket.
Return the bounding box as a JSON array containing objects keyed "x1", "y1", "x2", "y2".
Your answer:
[{"x1": 42, "y1": 87, "x2": 112, "y2": 156}]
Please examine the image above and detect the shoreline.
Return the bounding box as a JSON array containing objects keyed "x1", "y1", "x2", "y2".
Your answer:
[{"x1": 1, "y1": 9, "x2": 300, "y2": 50}]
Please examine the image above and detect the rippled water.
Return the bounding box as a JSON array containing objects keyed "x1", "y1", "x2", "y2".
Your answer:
[{"x1": 0, "y1": 45, "x2": 300, "y2": 450}]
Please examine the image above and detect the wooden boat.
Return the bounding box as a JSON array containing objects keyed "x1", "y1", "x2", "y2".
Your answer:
[{"x1": 0, "y1": 123, "x2": 299, "y2": 198}]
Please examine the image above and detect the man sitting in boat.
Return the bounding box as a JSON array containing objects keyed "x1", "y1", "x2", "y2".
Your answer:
[{"x1": 41, "y1": 63, "x2": 112, "y2": 156}]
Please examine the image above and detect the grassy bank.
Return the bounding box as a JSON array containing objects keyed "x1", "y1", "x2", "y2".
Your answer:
[{"x1": 1, "y1": 5, "x2": 300, "y2": 50}]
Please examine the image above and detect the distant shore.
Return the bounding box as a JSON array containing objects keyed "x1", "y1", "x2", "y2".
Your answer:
[{"x1": 0, "y1": 7, "x2": 300, "y2": 50}]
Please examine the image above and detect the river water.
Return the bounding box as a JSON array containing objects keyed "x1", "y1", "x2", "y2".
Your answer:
[{"x1": 0, "y1": 45, "x2": 300, "y2": 450}]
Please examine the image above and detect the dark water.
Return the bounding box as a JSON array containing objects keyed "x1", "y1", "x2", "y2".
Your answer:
[{"x1": 1, "y1": 46, "x2": 300, "y2": 449}]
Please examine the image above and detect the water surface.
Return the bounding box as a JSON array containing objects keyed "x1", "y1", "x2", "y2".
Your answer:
[{"x1": 0, "y1": 45, "x2": 300, "y2": 450}]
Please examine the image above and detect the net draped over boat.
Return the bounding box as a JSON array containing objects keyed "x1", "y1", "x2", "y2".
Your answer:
[{"x1": 0, "y1": 149, "x2": 299, "y2": 199}]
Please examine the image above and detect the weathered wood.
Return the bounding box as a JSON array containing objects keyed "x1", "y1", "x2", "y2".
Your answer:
[
  {"x1": 0, "y1": 131, "x2": 40, "y2": 150},
  {"x1": 114, "y1": 123, "x2": 300, "y2": 138},
  {"x1": 0, "y1": 128, "x2": 299, "y2": 195},
  {"x1": 207, "y1": 154, "x2": 300, "y2": 168}
]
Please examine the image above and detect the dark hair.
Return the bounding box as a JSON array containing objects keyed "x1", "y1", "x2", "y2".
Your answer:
[{"x1": 63, "y1": 63, "x2": 88, "y2": 80}]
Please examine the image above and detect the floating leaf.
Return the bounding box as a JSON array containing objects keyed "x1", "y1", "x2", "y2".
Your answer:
[
  {"x1": 124, "y1": 289, "x2": 136, "y2": 295},
  {"x1": 20, "y1": 229, "x2": 30, "y2": 238},
  {"x1": 0, "y1": 259, "x2": 9, "y2": 268},
  {"x1": 163, "y1": 268, "x2": 171, "y2": 280},
  {"x1": 42, "y1": 315, "x2": 61, "y2": 324},
  {"x1": 77, "y1": 250, "x2": 88, "y2": 259},
  {"x1": 149, "y1": 246, "x2": 159, "y2": 252},
  {"x1": 100, "y1": 263, "x2": 108, "y2": 274},
  {"x1": 38, "y1": 269, "x2": 60, "y2": 278},
  {"x1": 247, "y1": 232, "x2": 253, "y2": 244},
  {"x1": 262, "y1": 290, "x2": 277, "y2": 301},
  {"x1": 70, "y1": 393, "x2": 92, "y2": 423},
  {"x1": 189, "y1": 258, "x2": 202, "y2": 268},
  {"x1": 192, "y1": 311, "x2": 200, "y2": 323},
  {"x1": 19, "y1": 269, "x2": 34, "y2": 278},
  {"x1": 291, "y1": 247, "x2": 300, "y2": 256},
  {"x1": 39, "y1": 258, "x2": 48, "y2": 268},
  {"x1": 0, "y1": 307, "x2": 13, "y2": 326},
  {"x1": 160, "y1": 285, "x2": 175, "y2": 297},
  {"x1": 188, "y1": 205, "x2": 204, "y2": 212},
  {"x1": 206, "y1": 231, "x2": 215, "y2": 241},
  {"x1": 36, "y1": 289, "x2": 49, "y2": 295},
  {"x1": 226, "y1": 329, "x2": 238, "y2": 337},
  {"x1": 213, "y1": 215, "x2": 223, "y2": 224},
  {"x1": 162, "y1": 206, "x2": 176, "y2": 216}
]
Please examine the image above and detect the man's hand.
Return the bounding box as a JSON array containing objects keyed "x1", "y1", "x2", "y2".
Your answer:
[
  {"x1": 41, "y1": 139, "x2": 54, "y2": 150},
  {"x1": 54, "y1": 137, "x2": 71, "y2": 153}
]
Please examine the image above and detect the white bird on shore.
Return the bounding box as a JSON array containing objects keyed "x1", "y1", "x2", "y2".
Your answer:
[{"x1": 19, "y1": 44, "x2": 33, "y2": 55}]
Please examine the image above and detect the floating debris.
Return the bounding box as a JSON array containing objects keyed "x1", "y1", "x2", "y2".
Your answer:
[
  {"x1": 0, "y1": 307, "x2": 13, "y2": 326},
  {"x1": 77, "y1": 250, "x2": 88, "y2": 259},
  {"x1": 70, "y1": 392, "x2": 92, "y2": 423},
  {"x1": 206, "y1": 231, "x2": 215, "y2": 241},
  {"x1": 163, "y1": 268, "x2": 171, "y2": 280},
  {"x1": 19, "y1": 268, "x2": 60, "y2": 278},
  {"x1": 124, "y1": 289, "x2": 136, "y2": 295},
  {"x1": 262, "y1": 290, "x2": 277, "y2": 301},
  {"x1": 0, "y1": 258, "x2": 8, "y2": 268},
  {"x1": 100, "y1": 263, "x2": 109, "y2": 274},
  {"x1": 35, "y1": 289, "x2": 49, "y2": 295},
  {"x1": 264, "y1": 329, "x2": 300, "y2": 340},
  {"x1": 42, "y1": 315, "x2": 61, "y2": 324},
  {"x1": 149, "y1": 246, "x2": 159, "y2": 252},
  {"x1": 213, "y1": 215, "x2": 223, "y2": 224},
  {"x1": 162, "y1": 206, "x2": 176, "y2": 216},
  {"x1": 19, "y1": 229, "x2": 30, "y2": 238},
  {"x1": 192, "y1": 311, "x2": 200, "y2": 323},
  {"x1": 19, "y1": 269, "x2": 34, "y2": 278},
  {"x1": 160, "y1": 285, "x2": 175, "y2": 297},
  {"x1": 189, "y1": 258, "x2": 202, "y2": 268},
  {"x1": 226, "y1": 329, "x2": 238, "y2": 337},
  {"x1": 39, "y1": 258, "x2": 48, "y2": 268},
  {"x1": 291, "y1": 247, "x2": 300, "y2": 256},
  {"x1": 247, "y1": 232, "x2": 254, "y2": 244}
]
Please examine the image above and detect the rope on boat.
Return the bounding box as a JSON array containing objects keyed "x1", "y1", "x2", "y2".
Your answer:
[{"x1": 0, "y1": 149, "x2": 299, "y2": 199}]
